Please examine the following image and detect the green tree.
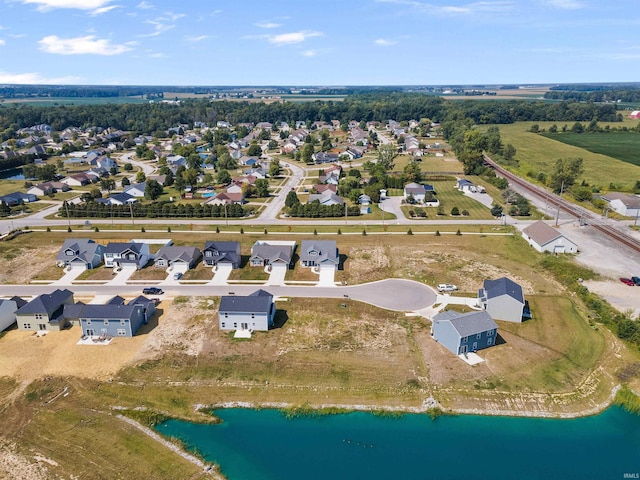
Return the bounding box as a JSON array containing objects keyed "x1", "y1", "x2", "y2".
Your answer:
[
  {"x1": 182, "y1": 168, "x2": 198, "y2": 188},
  {"x1": 403, "y1": 161, "x2": 422, "y2": 183},
  {"x1": 123, "y1": 162, "x2": 133, "y2": 171},
  {"x1": 550, "y1": 157, "x2": 584, "y2": 193},
  {"x1": 247, "y1": 142, "x2": 262, "y2": 157},
  {"x1": 302, "y1": 143, "x2": 315, "y2": 164},
  {"x1": 121, "y1": 177, "x2": 130, "y2": 187},
  {"x1": 145, "y1": 179, "x2": 163, "y2": 200},
  {"x1": 100, "y1": 178, "x2": 116, "y2": 193},
  {"x1": 376, "y1": 143, "x2": 398, "y2": 172},
  {"x1": 503, "y1": 144, "x2": 516, "y2": 163},
  {"x1": 217, "y1": 169, "x2": 231, "y2": 185},
  {"x1": 254, "y1": 178, "x2": 270, "y2": 197},
  {"x1": 285, "y1": 190, "x2": 300, "y2": 208},
  {"x1": 187, "y1": 153, "x2": 202, "y2": 170},
  {"x1": 269, "y1": 159, "x2": 281, "y2": 177},
  {"x1": 135, "y1": 171, "x2": 146, "y2": 183}
]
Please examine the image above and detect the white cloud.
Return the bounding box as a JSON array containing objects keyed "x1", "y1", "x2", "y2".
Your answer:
[
  {"x1": 302, "y1": 50, "x2": 317, "y2": 57},
  {"x1": 376, "y1": 0, "x2": 513, "y2": 15},
  {"x1": 90, "y1": 5, "x2": 120, "y2": 15},
  {"x1": 0, "y1": 71, "x2": 83, "y2": 84},
  {"x1": 21, "y1": 0, "x2": 114, "y2": 11},
  {"x1": 38, "y1": 35, "x2": 133, "y2": 55},
  {"x1": 374, "y1": 38, "x2": 397, "y2": 46},
  {"x1": 267, "y1": 31, "x2": 322, "y2": 45},
  {"x1": 141, "y1": 12, "x2": 185, "y2": 37},
  {"x1": 541, "y1": 0, "x2": 583, "y2": 9},
  {"x1": 0, "y1": 39, "x2": 4, "y2": 46},
  {"x1": 185, "y1": 35, "x2": 208, "y2": 42},
  {"x1": 137, "y1": 1, "x2": 154, "y2": 8},
  {"x1": 256, "y1": 21, "x2": 282, "y2": 29}
]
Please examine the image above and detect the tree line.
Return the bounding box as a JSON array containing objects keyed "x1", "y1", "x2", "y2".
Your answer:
[{"x1": 59, "y1": 201, "x2": 250, "y2": 219}]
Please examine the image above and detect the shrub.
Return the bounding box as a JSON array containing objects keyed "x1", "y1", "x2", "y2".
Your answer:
[
  {"x1": 141, "y1": 227, "x2": 145, "y2": 232},
  {"x1": 435, "y1": 230, "x2": 440, "y2": 236},
  {"x1": 407, "y1": 228, "x2": 413, "y2": 235},
  {"x1": 67, "y1": 226, "x2": 72, "y2": 232},
  {"x1": 240, "y1": 227, "x2": 244, "y2": 234},
  {"x1": 46, "y1": 226, "x2": 51, "y2": 232},
  {"x1": 461, "y1": 209, "x2": 470, "y2": 216},
  {"x1": 216, "y1": 226, "x2": 220, "y2": 234},
  {"x1": 456, "y1": 229, "x2": 462, "y2": 235},
  {"x1": 167, "y1": 226, "x2": 171, "y2": 232},
  {"x1": 362, "y1": 229, "x2": 367, "y2": 236},
  {"x1": 337, "y1": 229, "x2": 342, "y2": 235},
  {"x1": 313, "y1": 229, "x2": 318, "y2": 235},
  {"x1": 451, "y1": 206, "x2": 460, "y2": 216}
]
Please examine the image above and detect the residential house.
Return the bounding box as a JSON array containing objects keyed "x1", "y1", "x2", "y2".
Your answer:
[
  {"x1": 522, "y1": 221, "x2": 578, "y2": 254},
  {"x1": 0, "y1": 192, "x2": 37, "y2": 206},
  {"x1": 226, "y1": 181, "x2": 244, "y2": 194},
  {"x1": 204, "y1": 192, "x2": 245, "y2": 206},
  {"x1": 100, "y1": 192, "x2": 137, "y2": 206},
  {"x1": 0, "y1": 297, "x2": 25, "y2": 332},
  {"x1": 403, "y1": 182, "x2": 435, "y2": 203},
  {"x1": 601, "y1": 192, "x2": 640, "y2": 218},
  {"x1": 62, "y1": 173, "x2": 93, "y2": 187},
  {"x1": 92, "y1": 156, "x2": 118, "y2": 172},
  {"x1": 431, "y1": 310, "x2": 498, "y2": 355},
  {"x1": 27, "y1": 181, "x2": 69, "y2": 197},
  {"x1": 359, "y1": 194, "x2": 371, "y2": 214},
  {"x1": 202, "y1": 241, "x2": 241, "y2": 269},
  {"x1": 245, "y1": 167, "x2": 268, "y2": 179},
  {"x1": 16, "y1": 289, "x2": 75, "y2": 331},
  {"x1": 79, "y1": 296, "x2": 155, "y2": 337},
  {"x1": 299, "y1": 240, "x2": 339, "y2": 270},
  {"x1": 56, "y1": 239, "x2": 104, "y2": 269},
  {"x1": 308, "y1": 191, "x2": 344, "y2": 206},
  {"x1": 313, "y1": 152, "x2": 340, "y2": 164},
  {"x1": 154, "y1": 245, "x2": 202, "y2": 270},
  {"x1": 313, "y1": 184, "x2": 337, "y2": 194},
  {"x1": 103, "y1": 242, "x2": 151, "y2": 270},
  {"x1": 250, "y1": 241, "x2": 294, "y2": 268},
  {"x1": 148, "y1": 174, "x2": 168, "y2": 186},
  {"x1": 218, "y1": 290, "x2": 276, "y2": 332},
  {"x1": 123, "y1": 182, "x2": 146, "y2": 198},
  {"x1": 478, "y1": 277, "x2": 526, "y2": 323}
]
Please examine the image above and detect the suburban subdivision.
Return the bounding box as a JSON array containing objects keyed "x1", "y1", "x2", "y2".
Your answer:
[{"x1": 1, "y1": 85, "x2": 640, "y2": 479}]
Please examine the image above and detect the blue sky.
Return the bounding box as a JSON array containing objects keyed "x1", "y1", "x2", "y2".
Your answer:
[{"x1": 0, "y1": 0, "x2": 638, "y2": 86}]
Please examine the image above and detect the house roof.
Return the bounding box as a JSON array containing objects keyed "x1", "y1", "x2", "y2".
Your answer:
[
  {"x1": 219, "y1": 289, "x2": 273, "y2": 314},
  {"x1": 300, "y1": 240, "x2": 339, "y2": 265},
  {"x1": 56, "y1": 238, "x2": 102, "y2": 264},
  {"x1": 251, "y1": 242, "x2": 293, "y2": 264},
  {"x1": 457, "y1": 179, "x2": 474, "y2": 186},
  {"x1": 128, "y1": 295, "x2": 154, "y2": 307},
  {"x1": 434, "y1": 310, "x2": 498, "y2": 337},
  {"x1": 308, "y1": 191, "x2": 344, "y2": 205},
  {"x1": 204, "y1": 241, "x2": 240, "y2": 252},
  {"x1": 108, "y1": 192, "x2": 136, "y2": 204},
  {"x1": 522, "y1": 221, "x2": 565, "y2": 246},
  {"x1": 124, "y1": 182, "x2": 146, "y2": 193},
  {"x1": 17, "y1": 289, "x2": 73, "y2": 315},
  {"x1": 482, "y1": 277, "x2": 525, "y2": 304},
  {"x1": 602, "y1": 192, "x2": 640, "y2": 209},
  {"x1": 103, "y1": 242, "x2": 146, "y2": 255},
  {"x1": 79, "y1": 303, "x2": 142, "y2": 320},
  {"x1": 155, "y1": 245, "x2": 201, "y2": 264}
]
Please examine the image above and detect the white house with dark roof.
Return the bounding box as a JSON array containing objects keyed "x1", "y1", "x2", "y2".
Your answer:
[
  {"x1": 103, "y1": 242, "x2": 150, "y2": 270},
  {"x1": 56, "y1": 239, "x2": 104, "y2": 269},
  {"x1": 300, "y1": 240, "x2": 339, "y2": 268},
  {"x1": 478, "y1": 277, "x2": 526, "y2": 323},
  {"x1": 218, "y1": 290, "x2": 276, "y2": 332},
  {"x1": 522, "y1": 221, "x2": 578, "y2": 254},
  {"x1": 431, "y1": 310, "x2": 498, "y2": 356},
  {"x1": 250, "y1": 241, "x2": 294, "y2": 268},
  {"x1": 124, "y1": 182, "x2": 146, "y2": 198},
  {"x1": 403, "y1": 182, "x2": 435, "y2": 203},
  {"x1": 0, "y1": 297, "x2": 25, "y2": 332}
]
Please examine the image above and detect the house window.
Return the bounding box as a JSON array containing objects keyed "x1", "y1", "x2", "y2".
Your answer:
[
  {"x1": 128, "y1": 254, "x2": 136, "y2": 260},
  {"x1": 251, "y1": 313, "x2": 255, "y2": 318},
  {"x1": 476, "y1": 333, "x2": 482, "y2": 339},
  {"x1": 224, "y1": 313, "x2": 228, "y2": 318},
  {"x1": 309, "y1": 251, "x2": 317, "y2": 256},
  {"x1": 120, "y1": 320, "x2": 126, "y2": 325},
  {"x1": 221, "y1": 322, "x2": 226, "y2": 328},
  {"x1": 35, "y1": 314, "x2": 43, "y2": 320},
  {"x1": 205, "y1": 251, "x2": 212, "y2": 257},
  {"x1": 462, "y1": 337, "x2": 467, "y2": 343},
  {"x1": 157, "y1": 260, "x2": 165, "y2": 266},
  {"x1": 87, "y1": 320, "x2": 92, "y2": 325},
  {"x1": 117, "y1": 329, "x2": 126, "y2": 336},
  {"x1": 104, "y1": 320, "x2": 109, "y2": 325},
  {"x1": 487, "y1": 329, "x2": 494, "y2": 336},
  {"x1": 105, "y1": 253, "x2": 113, "y2": 258},
  {"x1": 487, "y1": 337, "x2": 493, "y2": 345},
  {"x1": 214, "y1": 251, "x2": 219, "y2": 256},
  {"x1": 233, "y1": 323, "x2": 237, "y2": 328},
  {"x1": 24, "y1": 323, "x2": 31, "y2": 329}
]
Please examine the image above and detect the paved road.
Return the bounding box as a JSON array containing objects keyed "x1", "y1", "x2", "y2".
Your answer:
[
  {"x1": 0, "y1": 278, "x2": 437, "y2": 312},
  {"x1": 257, "y1": 160, "x2": 306, "y2": 221}
]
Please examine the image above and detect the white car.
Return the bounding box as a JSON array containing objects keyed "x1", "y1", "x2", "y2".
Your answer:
[{"x1": 437, "y1": 283, "x2": 458, "y2": 293}]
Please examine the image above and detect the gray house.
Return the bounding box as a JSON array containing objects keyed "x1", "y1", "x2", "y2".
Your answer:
[
  {"x1": 478, "y1": 277, "x2": 525, "y2": 323},
  {"x1": 103, "y1": 242, "x2": 150, "y2": 270},
  {"x1": 218, "y1": 290, "x2": 276, "y2": 331},
  {"x1": 521, "y1": 221, "x2": 578, "y2": 254},
  {"x1": 56, "y1": 239, "x2": 104, "y2": 269},
  {"x1": 299, "y1": 240, "x2": 339, "y2": 268},
  {"x1": 431, "y1": 310, "x2": 498, "y2": 355},
  {"x1": 249, "y1": 241, "x2": 294, "y2": 268},
  {"x1": 79, "y1": 299, "x2": 149, "y2": 338},
  {"x1": 0, "y1": 297, "x2": 25, "y2": 332},
  {"x1": 202, "y1": 241, "x2": 241, "y2": 269},
  {"x1": 154, "y1": 245, "x2": 201, "y2": 270},
  {"x1": 16, "y1": 289, "x2": 75, "y2": 331}
]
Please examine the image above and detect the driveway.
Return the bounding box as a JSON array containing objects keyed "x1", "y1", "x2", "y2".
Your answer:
[
  {"x1": 379, "y1": 196, "x2": 406, "y2": 222},
  {"x1": 317, "y1": 265, "x2": 337, "y2": 287},
  {"x1": 266, "y1": 263, "x2": 288, "y2": 286},
  {"x1": 53, "y1": 265, "x2": 86, "y2": 285},
  {"x1": 109, "y1": 265, "x2": 137, "y2": 285},
  {"x1": 208, "y1": 264, "x2": 233, "y2": 285}
]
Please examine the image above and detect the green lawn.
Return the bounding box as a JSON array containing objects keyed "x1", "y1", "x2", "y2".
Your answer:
[{"x1": 490, "y1": 122, "x2": 640, "y2": 190}]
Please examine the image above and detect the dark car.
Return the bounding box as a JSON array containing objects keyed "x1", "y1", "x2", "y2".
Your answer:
[
  {"x1": 142, "y1": 287, "x2": 164, "y2": 295},
  {"x1": 620, "y1": 278, "x2": 635, "y2": 286},
  {"x1": 632, "y1": 276, "x2": 640, "y2": 286}
]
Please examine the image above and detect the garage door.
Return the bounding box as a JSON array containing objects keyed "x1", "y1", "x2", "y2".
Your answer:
[
  {"x1": 553, "y1": 245, "x2": 566, "y2": 254},
  {"x1": 318, "y1": 264, "x2": 337, "y2": 287}
]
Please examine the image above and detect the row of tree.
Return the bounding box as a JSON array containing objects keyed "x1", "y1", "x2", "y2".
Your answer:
[{"x1": 59, "y1": 201, "x2": 249, "y2": 219}]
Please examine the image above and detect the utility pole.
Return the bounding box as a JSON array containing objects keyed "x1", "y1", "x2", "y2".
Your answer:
[
  {"x1": 635, "y1": 206, "x2": 639, "y2": 227},
  {"x1": 555, "y1": 181, "x2": 565, "y2": 227},
  {"x1": 345, "y1": 202, "x2": 348, "y2": 226},
  {"x1": 64, "y1": 201, "x2": 71, "y2": 229},
  {"x1": 224, "y1": 202, "x2": 228, "y2": 226}
]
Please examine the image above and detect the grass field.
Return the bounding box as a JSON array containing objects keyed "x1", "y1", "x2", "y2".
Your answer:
[
  {"x1": 491, "y1": 122, "x2": 640, "y2": 190},
  {"x1": 540, "y1": 131, "x2": 640, "y2": 167}
]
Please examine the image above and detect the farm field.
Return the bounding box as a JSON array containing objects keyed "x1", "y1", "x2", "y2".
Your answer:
[
  {"x1": 540, "y1": 131, "x2": 640, "y2": 167},
  {"x1": 491, "y1": 122, "x2": 640, "y2": 189},
  {"x1": 0, "y1": 96, "x2": 147, "y2": 106}
]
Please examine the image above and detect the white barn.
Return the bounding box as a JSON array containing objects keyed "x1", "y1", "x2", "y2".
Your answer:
[{"x1": 521, "y1": 221, "x2": 578, "y2": 254}]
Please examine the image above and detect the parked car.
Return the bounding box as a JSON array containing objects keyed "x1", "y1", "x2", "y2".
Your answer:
[
  {"x1": 437, "y1": 283, "x2": 458, "y2": 292},
  {"x1": 632, "y1": 276, "x2": 640, "y2": 286},
  {"x1": 142, "y1": 287, "x2": 164, "y2": 295},
  {"x1": 619, "y1": 278, "x2": 635, "y2": 286},
  {"x1": 173, "y1": 272, "x2": 183, "y2": 280}
]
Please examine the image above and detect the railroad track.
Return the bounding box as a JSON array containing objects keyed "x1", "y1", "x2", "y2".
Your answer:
[{"x1": 483, "y1": 154, "x2": 640, "y2": 254}]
